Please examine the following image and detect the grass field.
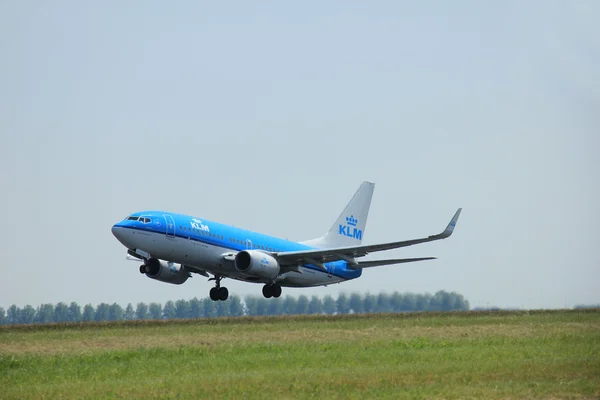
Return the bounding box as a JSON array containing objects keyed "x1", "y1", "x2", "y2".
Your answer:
[{"x1": 1, "y1": 310, "x2": 599, "y2": 399}]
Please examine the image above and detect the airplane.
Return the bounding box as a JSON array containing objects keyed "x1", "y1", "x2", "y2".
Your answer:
[{"x1": 111, "y1": 181, "x2": 462, "y2": 301}]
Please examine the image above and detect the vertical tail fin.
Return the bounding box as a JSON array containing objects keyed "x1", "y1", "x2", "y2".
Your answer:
[{"x1": 301, "y1": 181, "x2": 375, "y2": 248}]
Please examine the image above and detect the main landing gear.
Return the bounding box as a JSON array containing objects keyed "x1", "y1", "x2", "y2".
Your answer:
[
  {"x1": 262, "y1": 283, "x2": 282, "y2": 299},
  {"x1": 209, "y1": 275, "x2": 228, "y2": 301}
]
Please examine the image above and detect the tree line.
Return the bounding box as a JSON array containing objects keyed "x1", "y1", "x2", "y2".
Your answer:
[{"x1": 0, "y1": 291, "x2": 470, "y2": 325}]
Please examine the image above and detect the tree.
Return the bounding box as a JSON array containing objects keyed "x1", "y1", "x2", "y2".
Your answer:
[
  {"x1": 244, "y1": 297, "x2": 258, "y2": 316},
  {"x1": 255, "y1": 298, "x2": 269, "y2": 316},
  {"x1": 401, "y1": 293, "x2": 416, "y2": 312},
  {"x1": 377, "y1": 293, "x2": 392, "y2": 313},
  {"x1": 295, "y1": 295, "x2": 309, "y2": 314},
  {"x1": 54, "y1": 302, "x2": 70, "y2": 323},
  {"x1": 308, "y1": 296, "x2": 323, "y2": 314},
  {"x1": 390, "y1": 292, "x2": 403, "y2": 312},
  {"x1": 149, "y1": 303, "x2": 162, "y2": 319},
  {"x1": 452, "y1": 293, "x2": 469, "y2": 311},
  {"x1": 124, "y1": 303, "x2": 135, "y2": 320},
  {"x1": 36, "y1": 304, "x2": 55, "y2": 323},
  {"x1": 82, "y1": 304, "x2": 95, "y2": 321},
  {"x1": 19, "y1": 305, "x2": 36, "y2": 324},
  {"x1": 415, "y1": 294, "x2": 430, "y2": 311},
  {"x1": 322, "y1": 295, "x2": 337, "y2": 315},
  {"x1": 0, "y1": 307, "x2": 6, "y2": 325},
  {"x1": 336, "y1": 294, "x2": 350, "y2": 314},
  {"x1": 7, "y1": 305, "x2": 20, "y2": 324},
  {"x1": 69, "y1": 302, "x2": 82, "y2": 322},
  {"x1": 163, "y1": 301, "x2": 176, "y2": 319},
  {"x1": 429, "y1": 291, "x2": 444, "y2": 311},
  {"x1": 228, "y1": 296, "x2": 244, "y2": 317},
  {"x1": 282, "y1": 296, "x2": 297, "y2": 315},
  {"x1": 95, "y1": 303, "x2": 110, "y2": 321},
  {"x1": 266, "y1": 298, "x2": 283, "y2": 316},
  {"x1": 108, "y1": 303, "x2": 124, "y2": 321},
  {"x1": 175, "y1": 299, "x2": 190, "y2": 319},
  {"x1": 188, "y1": 298, "x2": 203, "y2": 318},
  {"x1": 363, "y1": 294, "x2": 377, "y2": 313},
  {"x1": 349, "y1": 293, "x2": 363, "y2": 314},
  {"x1": 215, "y1": 301, "x2": 230, "y2": 317},
  {"x1": 202, "y1": 298, "x2": 216, "y2": 318},
  {"x1": 135, "y1": 303, "x2": 149, "y2": 320}
]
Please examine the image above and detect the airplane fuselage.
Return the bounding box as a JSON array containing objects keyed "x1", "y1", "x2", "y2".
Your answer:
[{"x1": 111, "y1": 211, "x2": 362, "y2": 288}]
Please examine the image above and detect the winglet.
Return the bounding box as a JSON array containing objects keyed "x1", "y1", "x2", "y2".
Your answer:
[{"x1": 439, "y1": 208, "x2": 462, "y2": 238}]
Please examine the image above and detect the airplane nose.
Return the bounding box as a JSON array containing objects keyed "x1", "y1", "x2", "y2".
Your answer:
[{"x1": 111, "y1": 224, "x2": 122, "y2": 239}]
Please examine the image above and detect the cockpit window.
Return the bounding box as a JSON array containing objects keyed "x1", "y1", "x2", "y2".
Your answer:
[
  {"x1": 140, "y1": 217, "x2": 151, "y2": 223},
  {"x1": 127, "y1": 216, "x2": 139, "y2": 221}
]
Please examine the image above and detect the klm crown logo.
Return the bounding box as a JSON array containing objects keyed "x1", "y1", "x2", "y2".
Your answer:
[{"x1": 339, "y1": 215, "x2": 362, "y2": 240}]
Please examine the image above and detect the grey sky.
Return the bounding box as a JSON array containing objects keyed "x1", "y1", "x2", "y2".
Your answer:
[{"x1": 1, "y1": 1, "x2": 598, "y2": 310}]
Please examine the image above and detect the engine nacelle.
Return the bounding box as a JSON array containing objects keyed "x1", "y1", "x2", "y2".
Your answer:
[
  {"x1": 234, "y1": 251, "x2": 280, "y2": 279},
  {"x1": 144, "y1": 258, "x2": 189, "y2": 285}
]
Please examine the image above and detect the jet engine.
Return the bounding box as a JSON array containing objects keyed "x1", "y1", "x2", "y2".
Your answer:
[
  {"x1": 143, "y1": 258, "x2": 189, "y2": 285},
  {"x1": 234, "y1": 251, "x2": 280, "y2": 279}
]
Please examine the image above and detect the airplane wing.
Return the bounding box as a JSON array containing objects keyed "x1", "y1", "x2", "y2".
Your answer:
[
  {"x1": 274, "y1": 208, "x2": 461, "y2": 267},
  {"x1": 351, "y1": 257, "x2": 437, "y2": 269}
]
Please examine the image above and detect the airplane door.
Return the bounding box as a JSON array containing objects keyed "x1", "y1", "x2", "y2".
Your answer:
[
  {"x1": 246, "y1": 239, "x2": 253, "y2": 250},
  {"x1": 163, "y1": 214, "x2": 175, "y2": 238}
]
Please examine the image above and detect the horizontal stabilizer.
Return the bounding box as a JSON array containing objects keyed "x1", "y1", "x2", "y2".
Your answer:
[{"x1": 349, "y1": 257, "x2": 436, "y2": 269}]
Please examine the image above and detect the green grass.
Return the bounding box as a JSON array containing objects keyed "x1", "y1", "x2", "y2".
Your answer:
[{"x1": 1, "y1": 310, "x2": 599, "y2": 399}]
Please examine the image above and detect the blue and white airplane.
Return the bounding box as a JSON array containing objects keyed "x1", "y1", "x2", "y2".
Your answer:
[{"x1": 111, "y1": 182, "x2": 461, "y2": 301}]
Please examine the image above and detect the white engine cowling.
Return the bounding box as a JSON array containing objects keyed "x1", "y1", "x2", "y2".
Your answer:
[
  {"x1": 144, "y1": 258, "x2": 189, "y2": 285},
  {"x1": 234, "y1": 250, "x2": 280, "y2": 279}
]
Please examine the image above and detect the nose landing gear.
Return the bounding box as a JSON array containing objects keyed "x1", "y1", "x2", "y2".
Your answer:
[
  {"x1": 262, "y1": 283, "x2": 282, "y2": 298},
  {"x1": 208, "y1": 275, "x2": 229, "y2": 301}
]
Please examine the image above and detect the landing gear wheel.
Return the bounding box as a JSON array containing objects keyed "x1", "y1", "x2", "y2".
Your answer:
[
  {"x1": 262, "y1": 284, "x2": 273, "y2": 298},
  {"x1": 139, "y1": 265, "x2": 146, "y2": 274},
  {"x1": 272, "y1": 284, "x2": 282, "y2": 298},
  {"x1": 209, "y1": 275, "x2": 227, "y2": 301},
  {"x1": 218, "y1": 287, "x2": 229, "y2": 301}
]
